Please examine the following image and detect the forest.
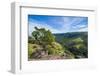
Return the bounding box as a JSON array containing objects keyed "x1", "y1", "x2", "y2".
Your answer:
[{"x1": 28, "y1": 27, "x2": 88, "y2": 60}]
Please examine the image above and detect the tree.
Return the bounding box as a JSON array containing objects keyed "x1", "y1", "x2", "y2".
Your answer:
[
  {"x1": 32, "y1": 27, "x2": 55, "y2": 45},
  {"x1": 31, "y1": 27, "x2": 65, "y2": 55}
]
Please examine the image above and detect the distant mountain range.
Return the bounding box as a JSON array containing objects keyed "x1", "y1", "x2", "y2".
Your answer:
[
  {"x1": 53, "y1": 32, "x2": 87, "y2": 42},
  {"x1": 53, "y1": 32, "x2": 87, "y2": 38}
]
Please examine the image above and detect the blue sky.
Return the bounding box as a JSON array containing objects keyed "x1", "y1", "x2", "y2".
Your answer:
[{"x1": 28, "y1": 15, "x2": 88, "y2": 36}]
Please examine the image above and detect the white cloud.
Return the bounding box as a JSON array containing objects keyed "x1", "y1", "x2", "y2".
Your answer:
[
  {"x1": 76, "y1": 27, "x2": 88, "y2": 32},
  {"x1": 60, "y1": 17, "x2": 88, "y2": 32},
  {"x1": 72, "y1": 24, "x2": 87, "y2": 29},
  {"x1": 28, "y1": 17, "x2": 88, "y2": 36},
  {"x1": 28, "y1": 21, "x2": 62, "y2": 36}
]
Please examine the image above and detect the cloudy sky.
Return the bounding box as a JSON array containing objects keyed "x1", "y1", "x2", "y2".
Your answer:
[{"x1": 28, "y1": 15, "x2": 88, "y2": 36}]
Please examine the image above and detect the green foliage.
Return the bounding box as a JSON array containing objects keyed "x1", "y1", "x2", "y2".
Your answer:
[
  {"x1": 66, "y1": 38, "x2": 87, "y2": 58},
  {"x1": 72, "y1": 37, "x2": 83, "y2": 44},
  {"x1": 28, "y1": 43, "x2": 42, "y2": 58},
  {"x1": 28, "y1": 36, "x2": 34, "y2": 44},
  {"x1": 28, "y1": 43, "x2": 34, "y2": 58},
  {"x1": 54, "y1": 32, "x2": 88, "y2": 58},
  {"x1": 46, "y1": 42, "x2": 64, "y2": 56},
  {"x1": 42, "y1": 30, "x2": 55, "y2": 44},
  {"x1": 28, "y1": 27, "x2": 87, "y2": 60},
  {"x1": 31, "y1": 27, "x2": 55, "y2": 45},
  {"x1": 64, "y1": 50, "x2": 75, "y2": 58}
]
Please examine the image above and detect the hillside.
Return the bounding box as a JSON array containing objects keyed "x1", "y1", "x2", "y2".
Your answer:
[
  {"x1": 28, "y1": 27, "x2": 88, "y2": 60},
  {"x1": 53, "y1": 32, "x2": 88, "y2": 58}
]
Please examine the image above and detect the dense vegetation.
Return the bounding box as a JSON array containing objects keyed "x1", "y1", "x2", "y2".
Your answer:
[
  {"x1": 28, "y1": 27, "x2": 88, "y2": 60},
  {"x1": 54, "y1": 32, "x2": 88, "y2": 58}
]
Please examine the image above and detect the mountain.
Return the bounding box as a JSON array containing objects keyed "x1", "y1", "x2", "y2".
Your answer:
[
  {"x1": 53, "y1": 32, "x2": 87, "y2": 43},
  {"x1": 53, "y1": 32, "x2": 88, "y2": 58}
]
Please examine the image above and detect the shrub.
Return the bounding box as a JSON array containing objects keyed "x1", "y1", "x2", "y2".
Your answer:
[
  {"x1": 46, "y1": 42, "x2": 64, "y2": 56},
  {"x1": 64, "y1": 50, "x2": 75, "y2": 58},
  {"x1": 28, "y1": 43, "x2": 42, "y2": 58}
]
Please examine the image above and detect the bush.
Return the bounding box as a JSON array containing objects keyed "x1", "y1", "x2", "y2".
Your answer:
[
  {"x1": 64, "y1": 50, "x2": 75, "y2": 58},
  {"x1": 46, "y1": 42, "x2": 64, "y2": 56},
  {"x1": 28, "y1": 43, "x2": 43, "y2": 58}
]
